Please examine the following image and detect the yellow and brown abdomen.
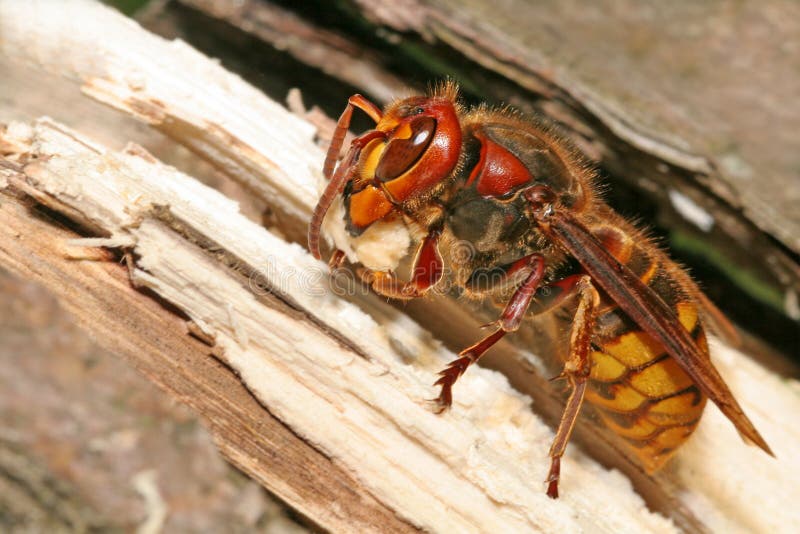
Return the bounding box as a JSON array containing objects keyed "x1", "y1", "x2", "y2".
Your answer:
[{"x1": 585, "y1": 229, "x2": 709, "y2": 472}]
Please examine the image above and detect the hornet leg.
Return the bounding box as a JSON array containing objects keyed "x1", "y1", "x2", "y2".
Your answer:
[
  {"x1": 309, "y1": 94, "x2": 384, "y2": 260},
  {"x1": 545, "y1": 275, "x2": 599, "y2": 498},
  {"x1": 359, "y1": 228, "x2": 444, "y2": 300},
  {"x1": 433, "y1": 254, "x2": 545, "y2": 411}
]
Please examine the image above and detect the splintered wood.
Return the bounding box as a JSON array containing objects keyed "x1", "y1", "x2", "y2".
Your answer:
[
  {"x1": 2, "y1": 115, "x2": 797, "y2": 533},
  {"x1": 0, "y1": 118, "x2": 673, "y2": 533},
  {"x1": 1, "y1": 1, "x2": 798, "y2": 532}
]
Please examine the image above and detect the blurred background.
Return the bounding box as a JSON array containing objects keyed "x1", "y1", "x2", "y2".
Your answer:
[{"x1": 2, "y1": 0, "x2": 798, "y2": 530}]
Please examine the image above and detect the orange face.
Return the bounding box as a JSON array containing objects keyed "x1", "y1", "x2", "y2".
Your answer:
[{"x1": 344, "y1": 96, "x2": 463, "y2": 234}]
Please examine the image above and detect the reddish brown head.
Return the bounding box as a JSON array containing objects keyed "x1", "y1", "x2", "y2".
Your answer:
[
  {"x1": 308, "y1": 86, "x2": 463, "y2": 262},
  {"x1": 344, "y1": 91, "x2": 463, "y2": 233}
]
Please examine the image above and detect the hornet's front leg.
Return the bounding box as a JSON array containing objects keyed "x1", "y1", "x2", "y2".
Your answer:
[
  {"x1": 309, "y1": 94, "x2": 384, "y2": 261},
  {"x1": 359, "y1": 228, "x2": 444, "y2": 300}
]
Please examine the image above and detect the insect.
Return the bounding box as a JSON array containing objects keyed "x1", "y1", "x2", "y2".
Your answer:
[{"x1": 307, "y1": 82, "x2": 772, "y2": 498}]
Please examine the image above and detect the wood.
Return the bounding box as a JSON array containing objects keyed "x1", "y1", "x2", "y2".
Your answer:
[
  {"x1": 171, "y1": 0, "x2": 800, "y2": 350},
  {"x1": 169, "y1": 0, "x2": 409, "y2": 103},
  {"x1": 0, "y1": 187, "x2": 411, "y2": 533},
  {"x1": 1, "y1": 1, "x2": 799, "y2": 532},
  {"x1": 0, "y1": 117, "x2": 679, "y2": 533}
]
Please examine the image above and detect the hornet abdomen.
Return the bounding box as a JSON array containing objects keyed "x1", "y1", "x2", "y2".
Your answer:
[{"x1": 586, "y1": 222, "x2": 708, "y2": 471}]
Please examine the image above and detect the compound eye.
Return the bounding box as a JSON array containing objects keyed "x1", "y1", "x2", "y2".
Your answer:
[{"x1": 375, "y1": 116, "x2": 436, "y2": 182}]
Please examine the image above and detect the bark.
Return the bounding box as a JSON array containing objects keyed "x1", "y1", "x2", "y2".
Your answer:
[
  {"x1": 1, "y1": 1, "x2": 799, "y2": 532},
  {"x1": 169, "y1": 0, "x2": 800, "y2": 357}
]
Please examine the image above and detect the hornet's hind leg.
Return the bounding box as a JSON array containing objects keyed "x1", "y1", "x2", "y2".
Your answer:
[
  {"x1": 545, "y1": 275, "x2": 599, "y2": 498},
  {"x1": 432, "y1": 265, "x2": 599, "y2": 499}
]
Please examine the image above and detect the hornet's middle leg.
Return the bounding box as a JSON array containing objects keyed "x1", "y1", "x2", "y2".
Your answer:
[{"x1": 433, "y1": 254, "x2": 545, "y2": 411}]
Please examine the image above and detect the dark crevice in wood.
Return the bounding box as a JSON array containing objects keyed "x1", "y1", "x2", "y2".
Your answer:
[
  {"x1": 163, "y1": 0, "x2": 799, "y2": 360},
  {"x1": 144, "y1": 2, "x2": 372, "y2": 127}
]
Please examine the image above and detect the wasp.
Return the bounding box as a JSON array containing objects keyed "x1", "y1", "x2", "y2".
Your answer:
[{"x1": 307, "y1": 82, "x2": 772, "y2": 498}]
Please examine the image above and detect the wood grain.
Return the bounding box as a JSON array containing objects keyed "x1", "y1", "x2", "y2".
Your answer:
[
  {"x1": 0, "y1": 189, "x2": 417, "y2": 534},
  {"x1": 1, "y1": 1, "x2": 798, "y2": 531}
]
